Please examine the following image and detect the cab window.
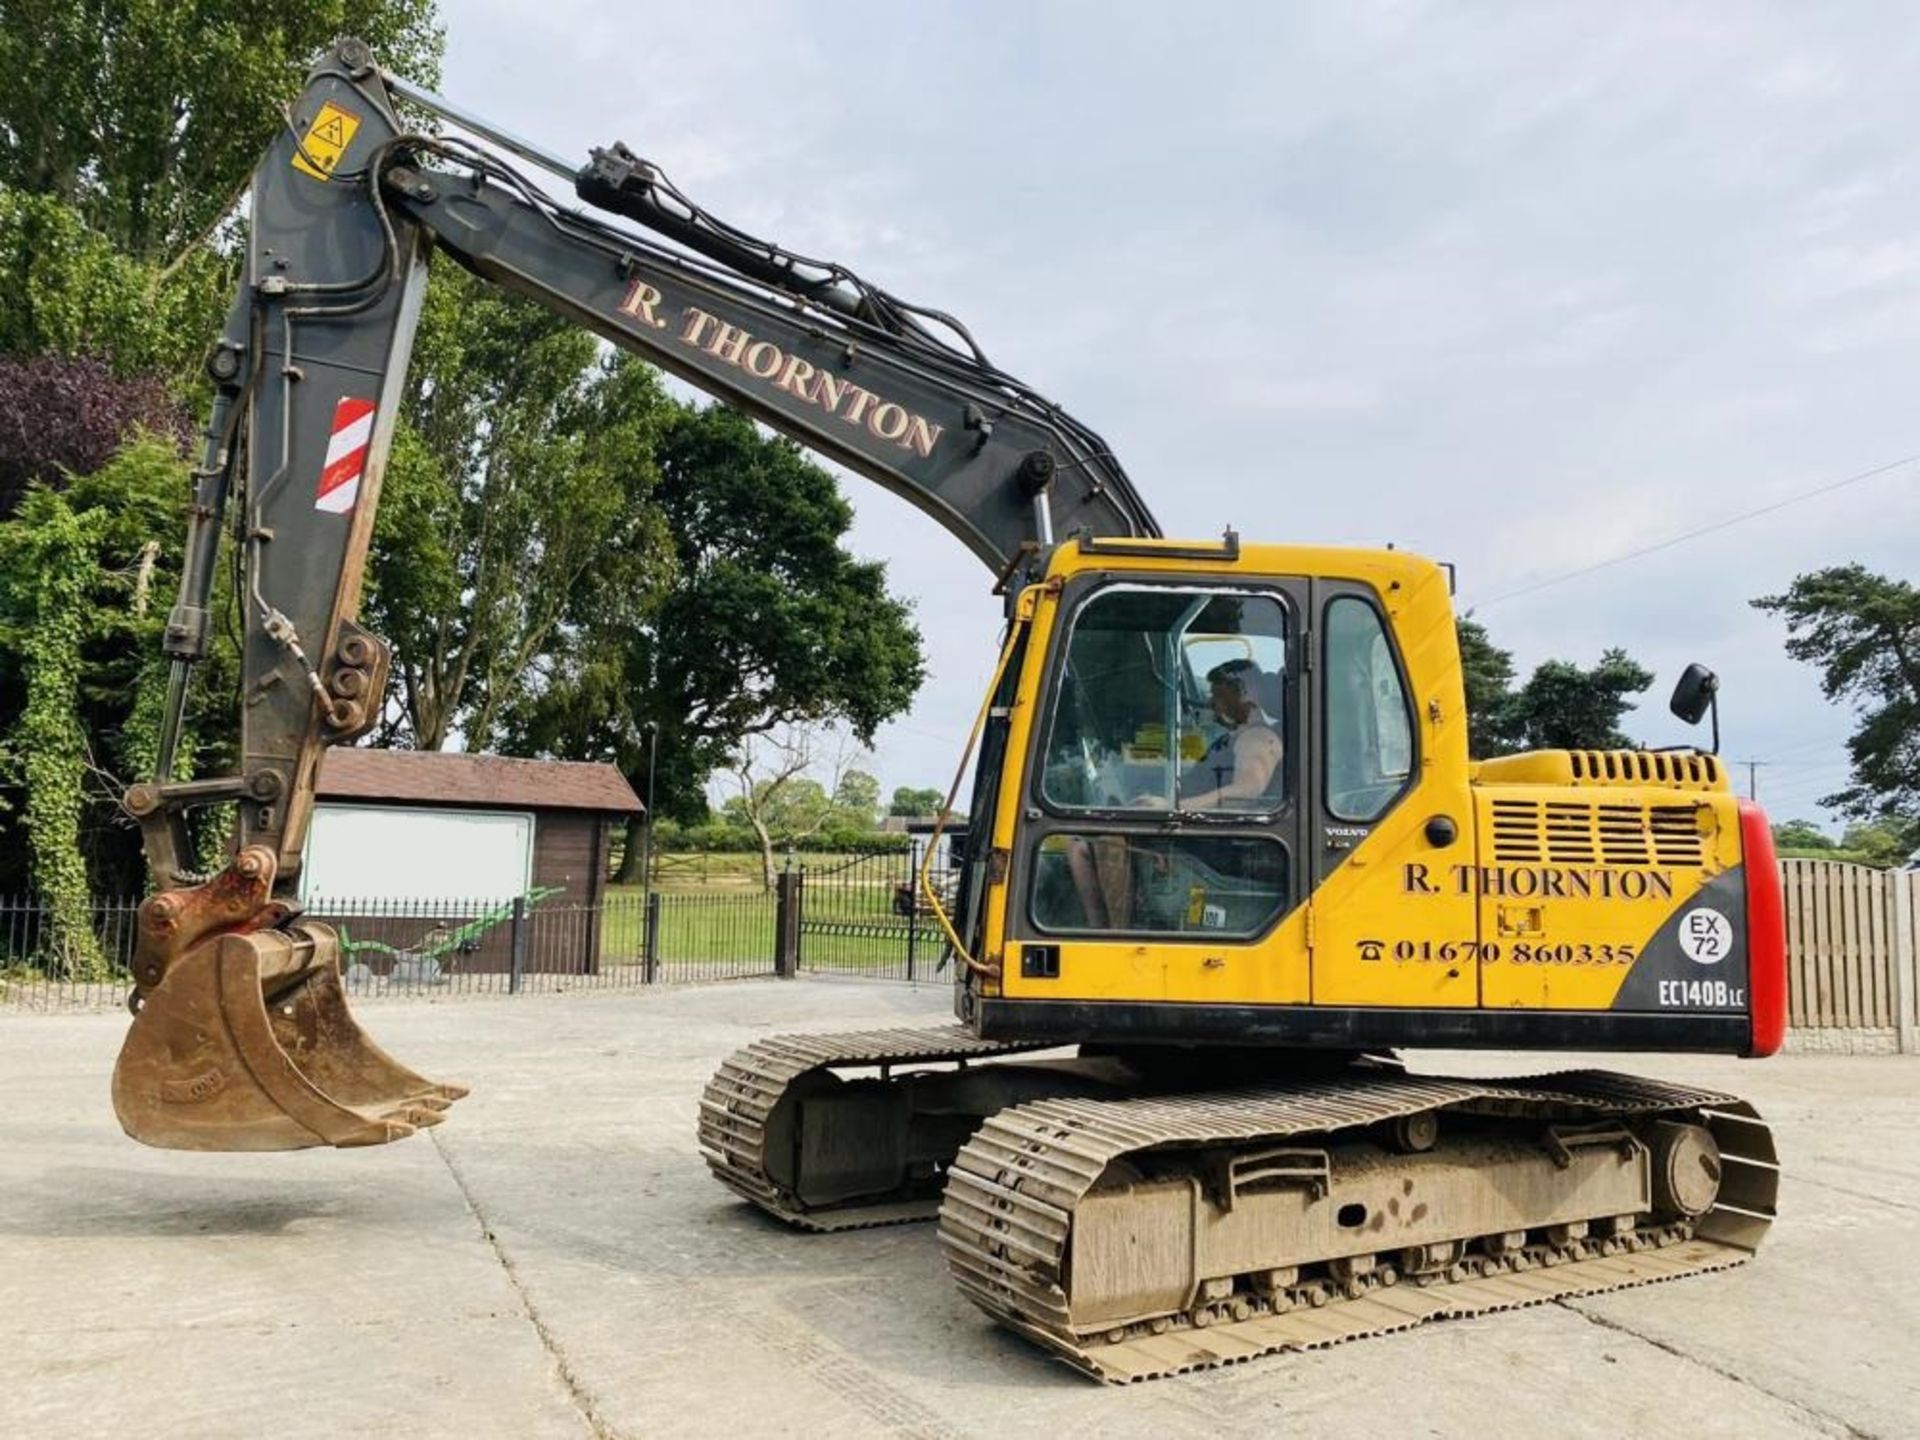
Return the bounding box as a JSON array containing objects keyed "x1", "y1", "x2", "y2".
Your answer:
[
  {"x1": 1039, "y1": 587, "x2": 1288, "y2": 814},
  {"x1": 1030, "y1": 832, "x2": 1289, "y2": 935},
  {"x1": 1324, "y1": 596, "x2": 1413, "y2": 822}
]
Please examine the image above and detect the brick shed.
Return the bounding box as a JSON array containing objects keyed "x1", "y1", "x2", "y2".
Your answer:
[{"x1": 303, "y1": 750, "x2": 640, "y2": 977}]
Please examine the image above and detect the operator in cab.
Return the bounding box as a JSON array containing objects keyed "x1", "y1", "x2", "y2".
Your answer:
[
  {"x1": 1066, "y1": 658, "x2": 1284, "y2": 928},
  {"x1": 1124, "y1": 657, "x2": 1284, "y2": 810},
  {"x1": 1174, "y1": 657, "x2": 1284, "y2": 809}
]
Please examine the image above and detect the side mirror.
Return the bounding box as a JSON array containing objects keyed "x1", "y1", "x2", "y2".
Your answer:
[{"x1": 1669, "y1": 663, "x2": 1720, "y2": 753}]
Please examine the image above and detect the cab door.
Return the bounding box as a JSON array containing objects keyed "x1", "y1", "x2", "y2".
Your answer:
[
  {"x1": 1306, "y1": 584, "x2": 1477, "y2": 1008},
  {"x1": 998, "y1": 573, "x2": 1311, "y2": 1007}
]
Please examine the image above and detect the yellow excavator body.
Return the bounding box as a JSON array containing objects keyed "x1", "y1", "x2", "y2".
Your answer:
[{"x1": 969, "y1": 539, "x2": 1766, "y2": 1022}]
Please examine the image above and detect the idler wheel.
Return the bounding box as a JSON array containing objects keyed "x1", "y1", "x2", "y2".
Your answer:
[{"x1": 1649, "y1": 1121, "x2": 1723, "y2": 1219}]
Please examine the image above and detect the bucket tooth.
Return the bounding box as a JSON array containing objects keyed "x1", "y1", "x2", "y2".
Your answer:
[{"x1": 113, "y1": 920, "x2": 465, "y2": 1151}]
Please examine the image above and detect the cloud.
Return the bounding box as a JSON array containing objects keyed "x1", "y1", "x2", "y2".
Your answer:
[{"x1": 439, "y1": 1, "x2": 1920, "y2": 819}]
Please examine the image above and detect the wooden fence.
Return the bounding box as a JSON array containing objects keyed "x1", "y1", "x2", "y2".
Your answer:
[{"x1": 1781, "y1": 860, "x2": 1918, "y2": 1051}]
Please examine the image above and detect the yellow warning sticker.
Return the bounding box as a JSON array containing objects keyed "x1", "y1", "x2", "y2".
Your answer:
[{"x1": 291, "y1": 100, "x2": 361, "y2": 181}]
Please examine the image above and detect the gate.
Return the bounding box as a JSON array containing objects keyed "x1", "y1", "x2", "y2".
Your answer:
[{"x1": 793, "y1": 843, "x2": 960, "y2": 981}]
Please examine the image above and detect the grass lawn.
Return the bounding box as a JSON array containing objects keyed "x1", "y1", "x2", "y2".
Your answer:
[
  {"x1": 641, "y1": 849, "x2": 909, "y2": 893},
  {"x1": 601, "y1": 861, "x2": 954, "y2": 979}
]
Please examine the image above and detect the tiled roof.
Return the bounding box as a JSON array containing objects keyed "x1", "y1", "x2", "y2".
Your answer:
[{"x1": 316, "y1": 749, "x2": 640, "y2": 813}]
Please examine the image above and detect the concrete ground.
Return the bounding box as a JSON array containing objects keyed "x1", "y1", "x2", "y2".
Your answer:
[{"x1": 2, "y1": 980, "x2": 1915, "y2": 1440}]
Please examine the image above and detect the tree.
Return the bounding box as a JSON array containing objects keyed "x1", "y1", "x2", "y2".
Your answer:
[
  {"x1": 1755, "y1": 567, "x2": 1920, "y2": 838},
  {"x1": 1504, "y1": 651, "x2": 1654, "y2": 752},
  {"x1": 0, "y1": 192, "x2": 226, "y2": 386},
  {"x1": 506, "y1": 403, "x2": 926, "y2": 878},
  {"x1": 367, "y1": 272, "x2": 675, "y2": 751},
  {"x1": 721, "y1": 778, "x2": 830, "y2": 835},
  {"x1": 1839, "y1": 821, "x2": 1911, "y2": 869},
  {"x1": 0, "y1": 436, "x2": 231, "y2": 923},
  {"x1": 831, "y1": 769, "x2": 882, "y2": 831},
  {"x1": 1455, "y1": 619, "x2": 1653, "y2": 757},
  {"x1": 0, "y1": 2, "x2": 444, "y2": 909},
  {"x1": 0, "y1": 1, "x2": 441, "y2": 266},
  {"x1": 724, "y1": 726, "x2": 861, "y2": 890},
  {"x1": 0, "y1": 352, "x2": 189, "y2": 515},
  {"x1": 889, "y1": 785, "x2": 945, "y2": 818},
  {"x1": 1771, "y1": 819, "x2": 1834, "y2": 853},
  {"x1": 1455, "y1": 617, "x2": 1518, "y2": 759},
  {"x1": 0, "y1": 489, "x2": 105, "y2": 971}
]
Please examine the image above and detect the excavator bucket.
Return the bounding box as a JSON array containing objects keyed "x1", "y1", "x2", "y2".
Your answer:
[
  {"x1": 114, "y1": 922, "x2": 467, "y2": 1150},
  {"x1": 112, "y1": 850, "x2": 466, "y2": 1151}
]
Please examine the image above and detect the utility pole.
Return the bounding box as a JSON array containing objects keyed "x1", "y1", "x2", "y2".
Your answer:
[{"x1": 1736, "y1": 758, "x2": 1767, "y2": 800}]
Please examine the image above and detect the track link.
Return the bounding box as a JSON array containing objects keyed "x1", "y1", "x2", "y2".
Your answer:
[
  {"x1": 697, "y1": 1025, "x2": 1053, "y2": 1230},
  {"x1": 938, "y1": 1069, "x2": 1777, "y2": 1382}
]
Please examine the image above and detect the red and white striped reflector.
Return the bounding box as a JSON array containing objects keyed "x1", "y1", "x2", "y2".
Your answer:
[{"x1": 315, "y1": 396, "x2": 377, "y2": 514}]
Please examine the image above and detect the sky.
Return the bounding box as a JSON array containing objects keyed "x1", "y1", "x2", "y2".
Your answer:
[{"x1": 439, "y1": 1, "x2": 1920, "y2": 828}]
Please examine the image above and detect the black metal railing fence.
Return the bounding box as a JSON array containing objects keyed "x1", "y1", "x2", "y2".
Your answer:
[
  {"x1": 794, "y1": 841, "x2": 964, "y2": 981},
  {"x1": 0, "y1": 889, "x2": 787, "y2": 1010},
  {"x1": 0, "y1": 845, "x2": 960, "y2": 1011}
]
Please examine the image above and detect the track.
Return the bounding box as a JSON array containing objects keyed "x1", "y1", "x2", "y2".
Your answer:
[
  {"x1": 700, "y1": 1031, "x2": 1778, "y2": 1382},
  {"x1": 696, "y1": 1025, "x2": 1054, "y2": 1230},
  {"x1": 938, "y1": 1070, "x2": 1777, "y2": 1382}
]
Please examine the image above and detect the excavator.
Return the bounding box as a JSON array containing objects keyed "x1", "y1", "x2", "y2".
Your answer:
[{"x1": 116, "y1": 40, "x2": 1784, "y2": 1382}]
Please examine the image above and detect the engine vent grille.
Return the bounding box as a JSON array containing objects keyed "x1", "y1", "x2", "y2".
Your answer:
[
  {"x1": 1489, "y1": 800, "x2": 1707, "y2": 869},
  {"x1": 1566, "y1": 750, "x2": 1722, "y2": 788}
]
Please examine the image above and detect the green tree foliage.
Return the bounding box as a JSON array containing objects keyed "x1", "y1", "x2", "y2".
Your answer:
[
  {"x1": 508, "y1": 403, "x2": 926, "y2": 872},
  {"x1": 368, "y1": 268, "x2": 675, "y2": 751},
  {"x1": 889, "y1": 785, "x2": 946, "y2": 817},
  {"x1": 0, "y1": 437, "x2": 231, "y2": 896},
  {"x1": 1755, "y1": 567, "x2": 1920, "y2": 843},
  {"x1": 0, "y1": 1, "x2": 441, "y2": 265},
  {"x1": 1771, "y1": 818, "x2": 1911, "y2": 867},
  {"x1": 0, "y1": 4, "x2": 442, "y2": 385},
  {"x1": 1771, "y1": 819, "x2": 1834, "y2": 853},
  {"x1": 832, "y1": 769, "x2": 881, "y2": 830},
  {"x1": 645, "y1": 406, "x2": 925, "y2": 803},
  {"x1": 1455, "y1": 619, "x2": 1653, "y2": 757},
  {"x1": 723, "y1": 779, "x2": 832, "y2": 837},
  {"x1": 662, "y1": 756, "x2": 888, "y2": 888},
  {"x1": 0, "y1": 491, "x2": 105, "y2": 972},
  {"x1": 0, "y1": 1, "x2": 442, "y2": 910},
  {"x1": 1456, "y1": 617, "x2": 1518, "y2": 759},
  {"x1": 1504, "y1": 652, "x2": 1655, "y2": 752},
  {"x1": 0, "y1": 192, "x2": 225, "y2": 381},
  {"x1": 1838, "y1": 821, "x2": 1911, "y2": 868},
  {"x1": 717, "y1": 727, "x2": 870, "y2": 888}
]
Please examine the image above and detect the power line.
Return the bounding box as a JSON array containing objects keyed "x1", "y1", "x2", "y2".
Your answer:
[
  {"x1": 1761, "y1": 765, "x2": 1852, "y2": 790},
  {"x1": 1751, "y1": 733, "x2": 1850, "y2": 764},
  {"x1": 1759, "y1": 778, "x2": 1846, "y2": 802},
  {"x1": 1468, "y1": 450, "x2": 1920, "y2": 610},
  {"x1": 1754, "y1": 773, "x2": 1854, "y2": 807}
]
